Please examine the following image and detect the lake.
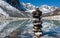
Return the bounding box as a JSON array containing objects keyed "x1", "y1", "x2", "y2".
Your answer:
[{"x1": 0, "y1": 20, "x2": 60, "y2": 38}]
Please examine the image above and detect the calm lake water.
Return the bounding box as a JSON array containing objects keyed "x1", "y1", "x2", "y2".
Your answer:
[{"x1": 0, "y1": 20, "x2": 60, "y2": 38}]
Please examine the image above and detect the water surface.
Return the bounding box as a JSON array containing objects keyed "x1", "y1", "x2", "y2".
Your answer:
[{"x1": 0, "y1": 20, "x2": 60, "y2": 38}]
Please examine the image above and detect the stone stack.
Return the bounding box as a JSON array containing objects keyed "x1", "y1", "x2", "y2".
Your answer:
[{"x1": 32, "y1": 8, "x2": 43, "y2": 38}]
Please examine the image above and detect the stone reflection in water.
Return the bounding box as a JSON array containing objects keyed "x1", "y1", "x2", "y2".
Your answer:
[{"x1": 42, "y1": 20, "x2": 56, "y2": 32}]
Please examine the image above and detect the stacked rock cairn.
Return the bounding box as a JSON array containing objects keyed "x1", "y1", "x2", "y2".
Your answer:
[{"x1": 32, "y1": 8, "x2": 43, "y2": 38}]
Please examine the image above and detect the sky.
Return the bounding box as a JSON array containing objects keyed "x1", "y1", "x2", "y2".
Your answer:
[{"x1": 20, "y1": 0, "x2": 60, "y2": 7}]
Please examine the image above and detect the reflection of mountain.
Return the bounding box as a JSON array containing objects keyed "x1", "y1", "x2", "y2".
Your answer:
[
  {"x1": 0, "y1": 21, "x2": 10, "y2": 38},
  {"x1": 42, "y1": 20, "x2": 60, "y2": 38},
  {"x1": 0, "y1": 20, "x2": 32, "y2": 38},
  {"x1": 52, "y1": 20, "x2": 60, "y2": 26},
  {"x1": 42, "y1": 20, "x2": 56, "y2": 31},
  {"x1": 0, "y1": 20, "x2": 60, "y2": 38},
  {"x1": 0, "y1": 21, "x2": 10, "y2": 31}
]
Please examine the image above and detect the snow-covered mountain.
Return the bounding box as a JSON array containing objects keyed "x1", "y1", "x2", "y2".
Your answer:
[
  {"x1": 0, "y1": 0, "x2": 31, "y2": 17},
  {"x1": 21, "y1": 3, "x2": 59, "y2": 14},
  {"x1": 41, "y1": 5, "x2": 60, "y2": 17},
  {"x1": 21, "y1": 3, "x2": 36, "y2": 13},
  {"x1": 0, "y1": 8, "x2": 9, "y2": 17},
  {"x1": 0, "y1": 0, "x2": 60, "y2": 17},
  {"x1": 22, "y1": 3, "x2": 60, "y2": 17},
  {"x1": 22, "y1": 3, "x2": 35, "y2": 10},
  {"x1": 39, "y1": 5, "x2": 58, "y2": 14}
]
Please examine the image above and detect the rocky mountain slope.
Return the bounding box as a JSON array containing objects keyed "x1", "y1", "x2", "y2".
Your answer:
[
  {"x1": 0, "y1": 0, "x2": 60, "y2": 17},
  {"x1": 0, "y1": 0, "x2": 30, "y2": 18}
]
